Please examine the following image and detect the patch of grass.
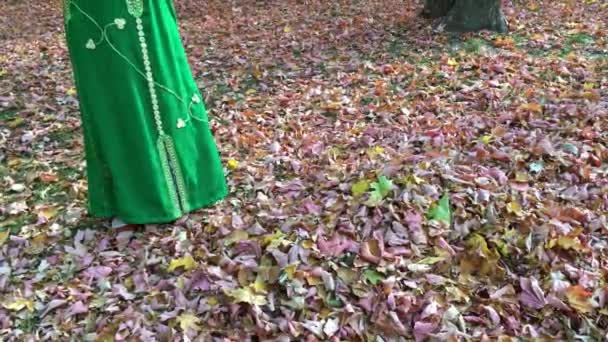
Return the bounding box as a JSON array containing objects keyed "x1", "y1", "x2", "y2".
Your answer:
[
  {"x1": 525, "y1": 48, "x2": 549, "y2": 57},
  {"x1": 387, "y1": 38, "x2": 404, "y2": 56},
  {"x1": 0, "y1": 110, "x2": 17, "y2": 122},
  {"x1": 510, "y1": 33, "x2": 527, "y2": 46},
  {"x1": 215, "y1": 82, "x2": 231, "y2": 95},
  {"x1": 360, "y1": 96, "x2": 375, "y2": 106},
  {"x1": 462, "y1": 37, "x2": 490, "y2": 53},
  {"x1": 241, "y1": 74, "x2": 260, "y2": 90},
  {"x1": 16, "y1": 312, "x2": 40, "y2": 333},
  {"x1": 566, "y1": 33, "x2": 595, "y2": 46},
  {"x1": 389, "y1": 80, "x2": 402, "y2": 95},
  {"x1": 317, "y1": 62, "x2": 328, "y2": 74},
  {"x1": 47, "y1": 128, "x2": 77, "y2": 146},
  {"x1": 559, "y1": 46, "x2": 574, "y2": 58},
  {"x1": 0, "y1": 214, "x2": 34, "y2": 234},
  {"x1": 589, "y1": 52, "x2": 608, "y2": 60}
]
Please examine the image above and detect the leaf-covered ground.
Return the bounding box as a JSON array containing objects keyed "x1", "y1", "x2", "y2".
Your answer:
[{"x1": 1, "y1": 0, "x2": 608, "y2": 340}]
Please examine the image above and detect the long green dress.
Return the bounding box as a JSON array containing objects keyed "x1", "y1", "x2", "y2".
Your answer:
[{"x1": 63, "y1": 0, "x2": 227, "y2": 224}]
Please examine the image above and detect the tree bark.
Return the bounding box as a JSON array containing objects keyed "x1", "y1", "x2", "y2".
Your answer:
[
  {"x1": 422, "y1": 0, "x2": 508, "y2": 33},
  {"x1": 421, "y1": 0, "x2": 455, "y2": 18}
]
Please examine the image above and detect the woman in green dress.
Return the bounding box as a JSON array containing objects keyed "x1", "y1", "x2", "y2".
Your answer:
[{"x1": 63, "y1": 0, "x2": 227, "y2": 225}]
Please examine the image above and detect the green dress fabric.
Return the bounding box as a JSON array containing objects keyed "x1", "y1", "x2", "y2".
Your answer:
[{"x1": 63, "y1": 0, "x2": 227, "y2": 224}]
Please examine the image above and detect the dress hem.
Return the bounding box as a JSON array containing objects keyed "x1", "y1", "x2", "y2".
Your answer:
[{"x1": 88, "y1": 188, "x2": 228, "y2": 225}]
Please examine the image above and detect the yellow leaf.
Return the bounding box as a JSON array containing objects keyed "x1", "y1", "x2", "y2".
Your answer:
[
  {"x1": 447, "y1": 58, "x2": 459, "y2": 67},
  {"x1": 176, "y1": 313, "x2": 201, "y2": 332},
  {"x1": 0, "y1": 230, "x2": 9, "y2": 246},
  {"x1": 67, "y1": 87, "x2": 77, "y2": 96},
  {"x1": 581, "y1": 90, "x2": 600, "y2": 101},
  {"x1": 224, "y1": 230, "x2": 249, "y2": 246},
  {"x1": 252, "y1": 275, "x2": 268, "y2": 293},
  {"x1": 367, "y1": 146, "x2": 385, "y2": 157},
  {"x1": 3, "y1": 298, "x2": 34, "y2": 312},
  {"x1": 583, "y1": 82, "x2": 595, "y2": 90},
  {"x1": 167, "y1": 255, "x2": 197, "y2": 272},
  {"x1": 301, "y1": 239, "x2": 314, "y2": 249},
  {"x1": 462, "y1": 234, "x2": 501, "y2": 275},
  {"x1": 39, "y1": 207, "x2": 59, "y2": 220},
  {"x1": 527, "y1": 2, "x2": 539, "y2": 11},
  {"x1": 519, "y1": 103, "x2": 543, "y2": 114},
  {"x1": 404, "y1": 174, "x2": 424, "y2": 185},
  {"x1": 548, "y1": 236, "x2": 585, "y2": 252},
  {"x1": 227, "y1": 159, "x2": 239, "y2": 170},
  {"x1": 514, "y1": 172, "x2": 529, "y2": 182},
  {"x1": 226, "y1": 287, "x2": 267, "y2": 306},
  {"x1": 351, "y1": 179, "x2": 370, "y2": 197},
  {"x1": 306, "y1": 275, "x2": 324, "y2": 286},
  {"x1": 207, "y1": 297, "x2": 219, "y2": 306},
  {"x1": 284, "y1": 25, "x2": 292, "y2": 33},
  {"x1": 480, "y1": 135, "x2": 493, "y2": 145},
  {"x1": 507, "y1": 201, "x2": 523, "y2": 216},
  {"x1": 262, "y1": 231, "x2": 285, "y2": 248},
  {"x1": 283, "y1": 264, "x2": 298, "y2": 280},
  {"x1": 566, "y1": 285, "x2": 593, "y2": 314},
  {"x1": 494, "y1": 36, "x2": 515, "y2": 48},
  {"x1": 530, "y1": 33, "x2": 544, "y2": 41},
  {"x1": 7, "y1": 117, "x2": 24, "y2": 129}
]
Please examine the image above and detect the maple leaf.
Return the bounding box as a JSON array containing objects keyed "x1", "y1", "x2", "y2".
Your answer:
[
  {"x1": 226, "y1": 287, "x2": 268, "y2": 306},
  {"x1": 519, "y1": 277, "x2": 546, "y2": 309},
  {"x1": 461, "y1": 234, "x2": 501, "y2": 276},
  {"x1": 224, "y1": 230, "x2": 249, "y2": 246},
  {"x1": 565, "y1": 285, "x2": 594, "y2": 314},
  {"x1": 364, "y1": 175, "x2": 395, "y2": 206},
  {"x1": 351, "y1": 179, "x2": 370, "y2": 197},
  {"x1": 176, "y1": 313, "x2": 201, "y2": 332},
  {"x1": 426, "y1": 193, "x2": 451, "y2": 225},
  {"x1": 362, "y1": 269, "x2": 385, "y2": 285}
]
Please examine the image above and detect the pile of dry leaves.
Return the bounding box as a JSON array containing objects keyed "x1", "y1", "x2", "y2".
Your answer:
[{"x1": 1, "y1": 0, "x2": 607, "y2": 340}]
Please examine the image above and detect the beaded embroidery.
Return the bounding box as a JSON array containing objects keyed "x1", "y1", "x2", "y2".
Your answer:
[
  {"x1": 126, "y1": 0, "x2": 144, "y2": 18},
  {"x1": 127, "y1": 0, "x2": 189, "y2": 212}
]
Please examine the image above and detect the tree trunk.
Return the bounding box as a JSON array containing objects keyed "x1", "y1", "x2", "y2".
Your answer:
[
  {"x1": 421, "y1": 0, "x2": 454, "y2": 18},
  {"x1": 422, "y1": 0, "x2": 508, "y2": 33}
]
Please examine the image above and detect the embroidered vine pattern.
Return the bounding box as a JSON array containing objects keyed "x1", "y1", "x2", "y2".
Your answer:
[{"x1": 65, "y1": 0, "x2": 207, "y2": 128}]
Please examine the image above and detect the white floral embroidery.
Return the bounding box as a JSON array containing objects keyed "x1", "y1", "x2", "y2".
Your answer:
[
  {"x1": 176, "y1": 118, "x2": 186, "y2": 129},
  {"x1": 126, "y1": 0, "x2": 144, "y2": 18},
  {"x1": 85, "y1": 39, "x2": 96, "y2": 50},
  {"x1": 114, "y1": 18, "x2": 127, "y2": 30}
]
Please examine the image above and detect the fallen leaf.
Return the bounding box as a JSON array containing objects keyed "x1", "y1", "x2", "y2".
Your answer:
[
  {"x1": 427, "y1": 193, "x2": 451, "y2": 225},
  {"x1": 565, "y1": 285, "x2": 593, "y2": 313},
  {"x1": 0, "y1": 230, "x2": 9, "y2": 246},
  {"x1": 227, "y1": 287, "x2": 268, "y2": 306},
  {"x1": 176, "y1": 313, "x2": 201, "y2": 332},
  {"x1": 3, "y1": 298, "x2": 34, "y2": 312},
  {"x1": 167, "y1": 255, "x2": 198, "y2": 272}
]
